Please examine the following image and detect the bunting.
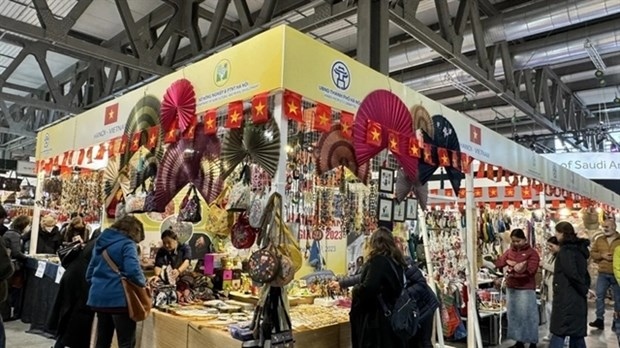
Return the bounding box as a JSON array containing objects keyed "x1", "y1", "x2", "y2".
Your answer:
[
  {"x1": 251, "y1": 93, "x2": 269, "y2": 124},
  {"x1": 340, "y1": 111, "x2": 353, "y2": 139},
  {"x1": 283, "y1": 90, "x2": 302, "y2": 122}
]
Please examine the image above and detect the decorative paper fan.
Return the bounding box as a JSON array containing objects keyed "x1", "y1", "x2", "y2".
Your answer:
[
  {"x1": 153, "y1": 142, "x2": 192, "y2": 211},
  {"x1": 353, "y1": 90, "x2": 418, "y2": 180},
  {"x1": 103, "y1": 156, "x2": 131, "y2": 211},
  {"x1": 315, "y1": 124, "x2": 369, "y2": 183},
  {"x1": 411, "y1": 105, "x2": 434, "y2": 138},
  {"x1": 221, "y1": 119, "x2": 280, "y2": 179},
  {"x1": 186, "y1": 129, "x2": 224, "y2": 203},
  {"x1": 121, "y1": 95, "x2": 164, "y2": 170},
  {"x1": 394, "y1": 169, "x2": 428, "y2": 210},
  {"x1": 432, "y1": 115, "x2": 464, "y2": 193},
  {"x1": 160, "y1": 78, "x2": 196, "y2": 133},
  {"x1": 194, "y1": 159, "x2": 224, "y2": 204}
]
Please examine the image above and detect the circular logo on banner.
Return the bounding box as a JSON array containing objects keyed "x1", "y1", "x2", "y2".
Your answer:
[
  {"x1": 331, "y1": 61, "x2": 351, "y2": 90},
  {"x1": 214, "y1": 59, "x2": 231, "y2": 87}
]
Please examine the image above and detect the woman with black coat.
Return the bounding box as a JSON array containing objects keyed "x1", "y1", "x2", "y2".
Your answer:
[
  {"x1": 549, "y1": 221, "x2": 590, "y2": 348},
  {"x1": 47, "y1": 236, "x2": 97, "y2": 348},
  {"x1": 350, "y1": 227, "x2": 407, "y2": 348}
]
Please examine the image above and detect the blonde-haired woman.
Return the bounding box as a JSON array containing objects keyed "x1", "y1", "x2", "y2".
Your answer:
[
  {"x1": 350, "y1": 227, "x2": 407, "y2": 348},
  {"x1": 86, "y1": 216, "x2": 146, "y2": 348}
]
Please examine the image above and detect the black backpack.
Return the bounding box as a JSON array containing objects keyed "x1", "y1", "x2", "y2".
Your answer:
[{"x1": 378, "y1": 261, "x2": 421, "y2": 340}]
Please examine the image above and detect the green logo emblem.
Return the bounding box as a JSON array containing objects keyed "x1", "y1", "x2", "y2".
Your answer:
[{"x1": 214, "y1": 59, "x2": 230, "y2": 86}]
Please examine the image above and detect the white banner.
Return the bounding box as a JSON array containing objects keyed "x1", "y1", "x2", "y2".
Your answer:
[{"x1": 542, "y1": 152, "x2": 620, "y2": 180}]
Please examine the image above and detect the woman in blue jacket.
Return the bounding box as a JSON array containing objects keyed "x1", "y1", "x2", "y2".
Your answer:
[{"x1": 86, "y1": 216, "x2": 146, "y2": 348}]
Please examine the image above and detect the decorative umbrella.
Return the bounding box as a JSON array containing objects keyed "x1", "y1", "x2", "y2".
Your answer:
[
  {"x1": 160, "y1": 78, "x2": 196, "y2": 133},
  {"x1": 120, "y1": 95, "x2": 164, "y2": 170},
  {"x1": 153, "y1": 142, "x2": 192, "y2": 211},
  {"x1": 314, "y1": 124, "x2": 369, "y2": 183},
  {"x1": 221, "y1": 119, "x2": 280, "y2": 179},
  {"x1": 411, "y1": 105, "x2": 434, "y2": 138},
  {"x1": 432, "y1": 115, "x2": 464, "y2": 193},
  {"x1": 353, "y1": 90, "x2": 418, "y2": 180}
]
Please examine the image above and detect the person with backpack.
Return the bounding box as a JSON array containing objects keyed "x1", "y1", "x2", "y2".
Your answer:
[{"x1": 349, "y1": 227, "x2": 407, "y2": 348}]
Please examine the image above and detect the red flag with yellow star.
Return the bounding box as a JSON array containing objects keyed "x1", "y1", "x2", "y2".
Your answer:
[
  {"x1": 119, "y1": 135, "x2": 129, "y2": 154},
  {"x1": 339, "y1": 111, "x2": 353, "y2": 139},
  {"x1": 108, "y1": 139, "x2": 117, "y2": 158},
  {"x1": 226, "y1": 101, "x2": 244, "y2": 129},
  {"x1": 283, "y1": 91, "x2": 302, "y2": 122},
  {"x1": 130, "y1": 132, "x2": 142, "y2": 152},
  {"x1": 460, "y1": 153, "x2": 471, "y2": 173},
  {"x1": 438, "y1": 147, "x2": 450, "y2": 167},
  {"x1": 408, "y1": 137, "x2": 421, "y2": 158},
  {"x1": 423, "y1": 144, "x2": 435, "y2": 165},
  {"x1": 164, "y1": 120, "x2": 178, "y2": 144},
  {"x1": 95, "y1": 144, "x2": 106, "y2": 160},
  {"x1": 77, "y1": 149, "x2": 85, "y2": 166},
  {"x1": 366, "y1": 120, "x2": 382, "y2": 146},
  {"x1": 86, "y1": 147, "x2": 94, "y2": 164},
  {"x1": 474, "y1": 187, "x2": 483, "y2": 198},
  {"x1": 387, "y1": 130, "x2": 401, "y2": 155},
  {"x1": 312, "y1": 103, "x2": 332, "y2": 132},
  {"x1": 251, "y1": 93, "x2": 269, "y2": 124},
  {"x1": 504, "y1": 186, "x2": 515, "y2": 197},
  {"x1": 61, "y1": 151, "x2": 70, "y2": 166},
  {"x1": 521, "y1": 186, "x2": 532, "y2": 199},
  {"x1": 147, "y1": 126, "x2": 160, "y2": 149},
  {"x1": 182, "y1": 119, "x2": 197, "y2": 140},
  {"x1": 451, "y1": 150, "x2": 460, "y2": 170},
  {"x1": 203, "y1": 110, "x2": 217, "y2": 135},
  {"x1": 488, "y1": 186, "x2": 499, "y2": 198}
]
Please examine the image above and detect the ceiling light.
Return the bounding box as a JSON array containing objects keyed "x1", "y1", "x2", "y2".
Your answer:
[{"x1": 614, "y1": 96, "x2": 620, "y2": 104}]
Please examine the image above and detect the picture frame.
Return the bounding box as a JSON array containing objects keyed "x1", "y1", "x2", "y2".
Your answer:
[
  {"x1": 406, "y1": 198, "x2": 418, "y2": 220},
  {"x1": 378, "y1": 197, "x2": 394, "y2": 222},
  {"x1": 379, "y1": 168, "x2": 395, "y2": 193},
  {"x1": 393, "y1": 200, "x2": 406, "y2": 222}
]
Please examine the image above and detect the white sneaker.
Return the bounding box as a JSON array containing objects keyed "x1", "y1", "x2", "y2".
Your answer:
[{"x1": 542, "y1": 335, "x2": 551, "y2": 341}]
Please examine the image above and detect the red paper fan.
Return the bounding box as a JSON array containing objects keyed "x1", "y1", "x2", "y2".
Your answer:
[
  {"x1": 160, "y1": 79, "x2": 197, "y2": 133},
  {"x1": 188, "y1": 128, "x2": 224, "y2": 203},
  {"x1": 353, "y1": 90, "x2": 418, "y2": 179},
  {"x1": 315, "y1": 124, "x2": 369, "y2": 183}
]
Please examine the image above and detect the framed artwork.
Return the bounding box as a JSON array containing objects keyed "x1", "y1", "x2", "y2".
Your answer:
[
  {"x1": 393, "y1": 201, "x2": 406, "y2": 222},
  {"x1": 379, "y1": 168, "x2": 395, "y2": 193},
  {"x1": 406, "y1": 198, "x2": 418, "y2": 220},
  {"x1": 378, "y1": 197, "x2": 394, "y2": 222}
]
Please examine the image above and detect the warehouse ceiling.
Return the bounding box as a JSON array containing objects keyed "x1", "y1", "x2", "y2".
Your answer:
[{"x1": 0, "y1": 0, "x2": 618, "y2": 159}]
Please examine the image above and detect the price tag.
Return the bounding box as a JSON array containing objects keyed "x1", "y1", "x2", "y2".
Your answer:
[
  {"x1": 35, "y1": 261, "x2": 46, "y2": 278},
  {"x1": 55, "y1": 266, "x2": 65, "y2": 284}
]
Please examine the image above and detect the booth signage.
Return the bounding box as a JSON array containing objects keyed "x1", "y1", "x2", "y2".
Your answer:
[
  {"x1": 542, "y1": 152, "x2": 620, "y2": 179},
  {"x1": 16, "y1": 161, "x2": 36, "y2": 176}
]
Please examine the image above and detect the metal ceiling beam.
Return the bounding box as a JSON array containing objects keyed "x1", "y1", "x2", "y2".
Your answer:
[
  {"x1": 357, "y1": 0, "x2": 389, "y2": 74},
  {"x1": 0, "y1": 93, "x2": 81, "y2": 114},
  {"x1": 0, "y1": 14, "x2": 171, "y2": 75},
  {"x1": 290, "y1": 1, "x2": 357, "y2": 32}
]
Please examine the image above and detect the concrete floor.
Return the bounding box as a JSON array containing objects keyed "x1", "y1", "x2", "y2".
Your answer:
[{"x1": 5, "y1": 304, "x2": 619, "y2": 347}]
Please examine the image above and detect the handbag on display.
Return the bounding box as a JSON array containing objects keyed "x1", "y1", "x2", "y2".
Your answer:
[
  {"x1": 152, "y1": 284, "x2": 178, "y2": 307},
  {"x1": 144, "y1": 182, "x2": 165, "y2": 213},
  {"x1": 242, "y1": 287, "x2": 294, "y2": 348},
  {"x1": 125, "y1": 189, "x2": 147, "y2": 214},
  {"x1": 205, "y1": 186, "x2": 233, "y2": 237},
  {"x1": 248, "y1": 244, "x2": 281, "y2": 284},
  {"x1": 248, "y1": 192, "x2": 267, "y2": 229},
  {"x1": 179, "y1": 185, "x2": 202, "y2": 223},
  {"x1": 231, "y1": 213, "x2": 259, "y2": 249},
  {"x1": 226, "y1": 165, "x2": 252, "y2": 212},
  {"x1": 102, "y1": 250, "x2": 152, "y2": 321}
]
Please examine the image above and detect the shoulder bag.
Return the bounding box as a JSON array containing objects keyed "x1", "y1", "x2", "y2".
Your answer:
[{"x1": 102, "y1": 250, "x2": 152, "y2": 321}]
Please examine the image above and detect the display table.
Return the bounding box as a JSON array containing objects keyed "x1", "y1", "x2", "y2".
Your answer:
[
  {"x1": 20, "y1": 258, "x2": 61, "y2": 337},
  {"x1": 126, "y1": 309, "x2": 352, "y2": 348}
]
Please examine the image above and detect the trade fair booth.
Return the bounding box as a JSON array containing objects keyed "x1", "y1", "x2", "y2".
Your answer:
[{"x1": 26, "y1": 25, "x2": 619, "y2": 348}]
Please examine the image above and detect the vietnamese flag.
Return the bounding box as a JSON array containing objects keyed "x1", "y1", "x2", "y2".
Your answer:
[
  {"x1": 119, "y1": 135, "x2": 129, "y2": 153},
  {"x1": 430, "y1": 189, "x2": 438, "y2": 196},
  {"x1": 521, "y1": 186, "x2": 532, "y2": 199},
  {"x1": 388, "y1": 130, "x2": 401, "y2": 155},
  {"x1": 203, "y1": 110, "x2": 217, "y2": 135},
  {"x1": 147, "y1": 126, "x2": 160, "y2": 149},
  {"x1": 474, "y1": 187, "x2": 483, "y2": 198},
  {"x1": 504, "y1": 186, "x2": 515, "y2": 197},
  {"x1": 340, "y1": 112, "x2": 353, "y2": 139},
  {"x1": 451, "y1": 151, "x2": 460, "y2": 170},
  {"x1": 312, "y1": 103, "x2": 332, "y2": 132},
  {"x1": 470, "y1": 124, "x2": 481, "y2": 145},
  {"x1": 477, "y1": 162, "x2": 486, "y2": 178},
  {"x1": 458, "y1": 188, "x2": 466, "y2": 198},
  {"x1": 461, "y1": 153, "x2": 471, "y2": 173},
  {"x1": 86, "y1": 147, "x2": 94, "y2": 164},
  {"x1": 61, "y1": 151, "x2": 70, "y2": 166},
  {"x1": 488, "y1": 187, "x2": 498, "y2": 198},
  {"x1": 366, "y1": 120, "x2": 382, "y2": 146},
  {"x1": 226, "y1": 101, "x2": 244, "y2": 129},
  {"x1": 423, "y1": 144, "x2": 435, "y2": 165},
  {"x1": 408, "y1": 137, "x2": 421, "y2": 158},
  {"x1": 182, "y1": 119, "x2": 197, "y2": 140},
  {"x1": 251, "y1": 93, "x2": 269, "y2": 124},
  {"x1": 104, "y1": 103, "x2": 119, "y2": 126},
  {"x1": 283, "y1": 91, "x2": 302, "y2": 122},
  {"x1": 130, "y1": 132, "x2": 142, "y2": 152},
  {"x1": 108, "y1": 139, "x2": 117, "y2": 158},
  {"x1": 77, "y1": 149, "x2": 85, "y2": 165},
  {"x1": 164, "y1": 128, "x2": 178, "y2": 144},
  {"x1": 445, "y1": 188, "x2": 453, "y2": 197},
  {"x1": 438, "y1": 147, "x2": 450, "y2": 167},
  {"x1": 95, "y1": 144, "x2": 106, "y2": 160}
]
